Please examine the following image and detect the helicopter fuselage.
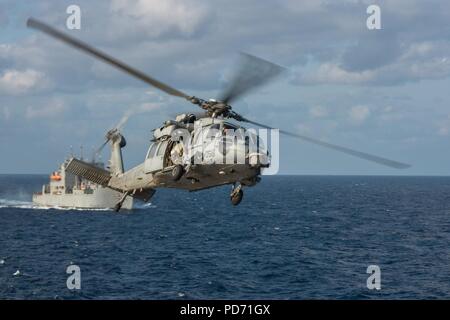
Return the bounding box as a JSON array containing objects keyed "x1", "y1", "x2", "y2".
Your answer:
[{"x1": 108, "y1": 115, "x2": 268, "y2": 194}]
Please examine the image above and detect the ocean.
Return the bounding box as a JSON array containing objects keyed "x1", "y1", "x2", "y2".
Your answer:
[{"x1": 1, "y1": 174, "x2": 450, "y2": 299}]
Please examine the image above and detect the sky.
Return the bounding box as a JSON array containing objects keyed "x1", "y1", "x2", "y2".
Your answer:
[{"x1": 1, "y1": 0, "x2": 450, "y2": 175}]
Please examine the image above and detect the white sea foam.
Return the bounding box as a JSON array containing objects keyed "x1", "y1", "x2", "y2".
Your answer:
[
  {"x1": 135, "y1": 202, "x2": 157, "y2": 210},
  {"x1": 0, "y1": 198, "x2": 46, "y2": 210},
  {"x1": 0, "y1": 198, "x2": 155, "y2": 211},
  {"x1": 0, "y1": 198, "x2": 111, "y2": 211}
]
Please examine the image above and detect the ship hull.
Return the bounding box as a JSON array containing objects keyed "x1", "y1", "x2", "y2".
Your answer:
[{"x1": 32, "y1": 187, "x2": 134, "y2": 210}]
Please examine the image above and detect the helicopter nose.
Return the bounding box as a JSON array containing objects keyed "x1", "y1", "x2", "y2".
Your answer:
[
  {"x1": 217, "y1": 134, "x2": 270, "y2": 167},
  {"x1": 248, "y1": 150, "x2": 270, "y2": 167}
]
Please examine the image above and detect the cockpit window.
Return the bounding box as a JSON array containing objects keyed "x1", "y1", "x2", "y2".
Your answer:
[
  {"x1": 146, "y1": 143, "x2": 158, "y2": 159},
  {"x1": 223, "y1": 123, "x2": 238, "y2": 130},
  {"x1": 157, "y1": 140, "x2": 168, "y2": 156}
]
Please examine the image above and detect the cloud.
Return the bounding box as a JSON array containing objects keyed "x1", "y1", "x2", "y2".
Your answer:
[
  {"x1": 288, "y1": 0, "x2": 450, "y2": 87},
  {"x1": 25, "y1": 97, "x2": 66, "y2": 119},
  {"x1": 295, "y1": 123, "x2": 313, "y2": 135},
  {"x1": 296, "y1": 40, "x2": 450, "y2": 86},
  {"x1": 2, "y1": 0, "x2": 450, "y2": 174},
  {"x1": 309, "y1": 105, "x2": 328, "y2": 118},
  {"x1": 437, "y1": 114, "x2": 450, "y2": 136},
  {"x1": 341, "y1": 31, "x2": 402, "y2": 72},
  {"x1": 349, "y1": 105, "x2": 370, "y2": 124},
  {"x1": 298, "y1": 63, "x2": 375, "y2": 85},
  {"x1": 0, "y1": 69, "x2": 48, "y2": 95},
  {"x1": 5, "y1": 0, "x2": 450, "y2": 93},
  {"x1": 438, "y1": 126, "x2": 449, "y2": 136},
  {"x1": 109, "y1": 0, "x2": 210, "y2": 39}
]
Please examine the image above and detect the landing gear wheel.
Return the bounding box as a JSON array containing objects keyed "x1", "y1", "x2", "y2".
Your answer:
[
  {"x1": 171, "y1": 165, "x2": 184, "y2": 181},
  {"x1": 231, "y1": 189, "x2": 243, "y2": 206}
]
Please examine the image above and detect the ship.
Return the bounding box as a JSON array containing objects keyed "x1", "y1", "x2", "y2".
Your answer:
[
  {"x1": 32, "y1": 130, "x2": 134, "y2": 210},
  {"x1": 32, "y1": 159, "x2": 133, "y2": 210}
]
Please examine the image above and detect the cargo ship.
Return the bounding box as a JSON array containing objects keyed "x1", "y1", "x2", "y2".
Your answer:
[{"x1": 32, "y1": 157, "x2": 133, "y2": 210}]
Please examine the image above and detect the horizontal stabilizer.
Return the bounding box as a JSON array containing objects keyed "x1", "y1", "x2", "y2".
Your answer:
[{"x1": 65, "y1": 158, "x2": 111, "y2": 186}]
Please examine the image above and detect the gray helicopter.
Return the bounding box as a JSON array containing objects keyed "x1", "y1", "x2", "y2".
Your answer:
[{"x1": 27, "y1": 18, "x2": 410, "y2": 211}]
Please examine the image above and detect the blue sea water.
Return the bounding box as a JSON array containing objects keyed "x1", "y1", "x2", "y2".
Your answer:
[{"x1": 1, "y1": 174, "x2": 450, "y2": 299}]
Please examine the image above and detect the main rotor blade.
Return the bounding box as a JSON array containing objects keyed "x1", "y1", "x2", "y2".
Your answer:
[
  {"x1": 91, "y1": 138, "x2": 109, "y2": 162},
  {"x1": 27, "y1": 18, "x2": 189, "y2": 99},
  {"x1": 218, "y1": 53, "x2": 285, "y2": 105},
  {"x1": 94, "y1": 139, "x2": 109, "y2": 156},
  {"x1": 115, "y1": 113, "x2": 131, "y2": 131},
  {"x1": 241, "y1": 118, "x2": 410, "y2": 169}
]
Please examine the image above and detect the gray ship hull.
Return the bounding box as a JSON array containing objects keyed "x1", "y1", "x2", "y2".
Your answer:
[{"x1": 32, "y1": 187, "x2": 134, "y2": 210}]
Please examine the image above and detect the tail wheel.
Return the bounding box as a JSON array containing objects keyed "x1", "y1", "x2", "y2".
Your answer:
[
  {"x1": 171, "y1": 165, "x2": 184, "y2": 181},
  {"x1": 231, "y1": 189, "x2": 243, "y2": 206}
]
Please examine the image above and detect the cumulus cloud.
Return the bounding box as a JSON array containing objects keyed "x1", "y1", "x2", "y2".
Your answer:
[
  {"x1": 296, "y1": 40, "x2": 450, "y2": 86},
  {"x1": 341, "y1": 32, "x2": 402, "y2": 72},
  {"x1": 0, "y1": 69, "x2": 48, "y2": 95},
  {"x1": 298, "y1": 63, "x2": 375, "y2": 85},
  {"x1": 5, "y1": 0, "x2": 450, "y2": 92},
  {"x1": 109, "y1": 0, "x2": 210, "y2": 39}
]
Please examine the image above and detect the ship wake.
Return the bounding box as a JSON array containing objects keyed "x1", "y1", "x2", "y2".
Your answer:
[
  {"x1": 0, "y1": 198, "x2": 155, "y2": 211},
  {"x1": 0, "y1": 198, "x2": 111, "y2": 211},
  {"x1": 0, "y1": 198, "x2": 47, "y2": 210}
]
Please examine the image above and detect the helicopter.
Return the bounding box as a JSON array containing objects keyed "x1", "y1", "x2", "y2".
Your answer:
[{"x1": 27, "y1": 18, "x2": 410, "y2": 211}]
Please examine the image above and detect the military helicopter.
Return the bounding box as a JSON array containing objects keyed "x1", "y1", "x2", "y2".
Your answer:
[{"x1": 27, "y1": 18, "x2": 410, "y2": 211}]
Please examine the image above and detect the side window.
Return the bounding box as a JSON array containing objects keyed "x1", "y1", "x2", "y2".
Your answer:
[
  {"x1": 223, "y1": 123, "x2": 237, "y2": 130},
  {"x1": 157, "y1": 140, "x2": 168, "y2": 156},
  {"x1": 146, "y1": 143, "x2": 158, "y2": 159}
]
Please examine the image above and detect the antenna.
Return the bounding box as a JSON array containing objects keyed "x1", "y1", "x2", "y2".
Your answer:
[
  {"x1": 80, "y1": 145, "x2": 84, "y2": 161},
  {"x1": 91, "y1": 146, "x2": 96, "y2": 163}
]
